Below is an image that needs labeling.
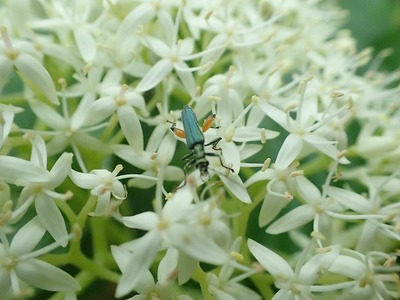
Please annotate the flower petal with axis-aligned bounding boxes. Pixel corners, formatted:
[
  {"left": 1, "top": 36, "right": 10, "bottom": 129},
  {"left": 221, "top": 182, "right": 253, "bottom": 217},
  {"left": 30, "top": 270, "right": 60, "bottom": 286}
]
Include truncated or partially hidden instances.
[
  {"left": 266, "top": 204, "right": 315, "bottom": 234},
  {"left": 299, "top": 245, "right": 340, "bottom": 284},
  {"left": 15, "top": 54, "right": 58, "bottom": 104},
  {"left": 16, "top": 259, "right": 79, "bottom": 291},
  {"left": 117, "top": 105, "right": 144, "bottom": 152},
  {"left": 219, "top": 172, "right": 251, "bottom": 204},
  {"left": 35, "top": 194, "right": 69, "bottom": 247},
  {"left": 325, "top": 186, "right": 371, "bottom": 213},
  {"left": 10, "top": 216, "right": 46, "bottom": 255},
  {"left": 0, "top": 156, "right": 48, "bottom": 184},
  {"left": 73, "top": 27, "right": 96, "bottom": 62},
  {"left": 122, "top": 212, "right": 158, "bottom": 231},
  {"left": 29, "top": 100, "right": 67, "bottom": 130},
  {"left": 135, "top": 59, "right": 173, "bottom": 92},
  {"left": 248, "top": 239, "right": 294, "bottom": 279},
  {"left": 115, "top": 230, "right": 161, "bottom": 297},
  {"left": 275, "top": 133, "right": 303, "bottom": 169},
  {"left": 166, "top": 224, "right": 228, "bottom": 265}
]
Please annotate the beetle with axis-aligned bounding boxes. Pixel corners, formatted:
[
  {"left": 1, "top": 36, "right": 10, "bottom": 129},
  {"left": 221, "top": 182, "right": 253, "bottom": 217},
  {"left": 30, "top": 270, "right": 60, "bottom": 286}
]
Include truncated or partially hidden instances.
[{"left": 170, "top": 105, "right": 234, "bottom": 181}]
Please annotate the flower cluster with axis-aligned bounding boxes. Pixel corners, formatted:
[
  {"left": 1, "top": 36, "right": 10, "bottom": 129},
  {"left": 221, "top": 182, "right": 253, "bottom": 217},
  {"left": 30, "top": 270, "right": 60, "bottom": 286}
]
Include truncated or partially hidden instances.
[{"left": 0, "top": 0, "right": 399, "bottom": 299}]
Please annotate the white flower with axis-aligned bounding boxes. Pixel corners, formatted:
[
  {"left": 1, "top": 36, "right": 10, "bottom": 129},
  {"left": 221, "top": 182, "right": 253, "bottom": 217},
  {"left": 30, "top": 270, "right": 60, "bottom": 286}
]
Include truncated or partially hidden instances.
[
  {"left": 245, "top": 158, "right": 301, "bottom": 227},
  {"left": 112, "top": 246, "right": 195, "bottom": 300},
  {"left": 135, "top": 8, "right": 201, "bottom": 96},
  {"left": 28, "top": 97, "right": 106, "bottom": 163},
  {"left": 0, "top": 27, "right": 58, "bottom": 104},
  {"left": 259, "top": 77, "right": 350, "bottom": 166},
  {"left": 326, "top": 184, "right": 400, "bottom": 250},
  {"left": 83, "top": 84, "right": 148, "bottom": 152},
  {"left": 70, "top": 165, "right": 126, "bottom": 216},
  {"left": 328, "top": 250, "right": 400, "bottom": 299},
  {"left": 113, "top": 189, "right": 230, "bottom": 297},
  {"left": 0, "top": 136, "right": 72, "bottom": 246},
  {"left": 248, "top": 239, "right": 341, "bottom": 299},
  {"left": 0, "top": 216, "right": 79, "bottom": 297},
  {"left": 113, "top": 123, "right": 183, "bottom": 189},
  {"left": 29, "top": 0, "right": 108, "bottom": 63},
  {"left": 207, "top": 237, "right": 261, "bottom": 300}
]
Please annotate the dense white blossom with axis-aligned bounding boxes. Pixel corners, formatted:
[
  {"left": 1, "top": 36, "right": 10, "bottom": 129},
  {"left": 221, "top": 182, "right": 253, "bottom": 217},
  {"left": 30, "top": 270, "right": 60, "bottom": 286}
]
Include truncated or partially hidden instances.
[{"left": 0, "top": 0, "right": 399, "bottom": 298}]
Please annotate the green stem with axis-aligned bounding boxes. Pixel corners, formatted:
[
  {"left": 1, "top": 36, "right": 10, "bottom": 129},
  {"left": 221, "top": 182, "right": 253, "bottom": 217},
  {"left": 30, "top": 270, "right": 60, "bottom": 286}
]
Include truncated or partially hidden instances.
[{"left": 192, "top": 264, "right": 213, "bottom": 300}]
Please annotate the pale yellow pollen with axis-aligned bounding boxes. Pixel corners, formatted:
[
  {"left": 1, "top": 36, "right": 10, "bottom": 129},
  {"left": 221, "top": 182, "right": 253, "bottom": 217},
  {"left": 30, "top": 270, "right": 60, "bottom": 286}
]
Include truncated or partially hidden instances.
[
  {"left": 230, "top": 251, "right": 244, "bottom": 263},
  {"left": 316, "top": 246, "right": 332, "bottom": 253},
  {"left": 261, "top": 158, "right": 271, "bottom": 171},
  {"left": 284, "top": 192, "right": 293, "bottom": 201},
  {"left": 224, "top": 125, "right": 235, "bottom": 142},
  {"left": 383, "top": 256, "right": 397, "bottom": 268},
  {"left": 208, "top": 95, "right": 221, "bottom": 102},
  {"left": 199, "top": 213, "right": 211, "bottom": 226},
  {"left": 157, "top": 219, "right": 170, "bottom": 230},
  {"left": 311, "top": 230, "right": 326, "bottom": 241},
  {"left": 261, "top": 128, "right": 267, "bottom": 144},
  {"left": 150, "top": 153, "right": 158, "bottom": 160}
]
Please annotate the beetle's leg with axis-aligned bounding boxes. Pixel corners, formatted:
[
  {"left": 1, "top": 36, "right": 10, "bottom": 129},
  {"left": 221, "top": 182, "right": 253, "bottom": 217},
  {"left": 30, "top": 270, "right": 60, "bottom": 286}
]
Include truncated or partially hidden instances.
[
  {"left": 176, "top": 158, "right": 196, "bottom": 190},
  {"left": 206, "top": 152, "right": 234, "bottom": 173},
  {"left": 181, "top": 151, "right": 195, "bottom": 161},
  {"left": 202, "top": 113, "right": 218, "bottom": 132},
  {"left": 205, "top": 137, "right": 223, "bottom": 151}
]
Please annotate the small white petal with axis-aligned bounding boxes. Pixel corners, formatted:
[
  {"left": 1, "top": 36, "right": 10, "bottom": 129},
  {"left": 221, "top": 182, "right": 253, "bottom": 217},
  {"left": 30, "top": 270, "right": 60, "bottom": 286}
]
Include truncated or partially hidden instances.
[
  {"left": 248, "top": 239, "right": 294, "bottom": 279},
  {"left": 328, "top": 255, "right": 365, "bottom": 279},
  {"left": 142, "top": 35, "right": 171, "bottom": 57},
  {"left": 166, "top": 224, "right": 228, "bottom": 265},
  {"left": 177, "top": 251, "right": 198, "bottom": 285},
  {"left": 117, "top": 106, "right": 144, "bottom": 152},
  {"left": 259, "top": 102, "right": 290, "bottom": 131},
  {"left": 29, "top": 100, "right": 67, "bottom": 130},
  {"left": 73, "top": 132, "right": 107, "bottom": 152},
  {"left": 14, "top": 54, "right": 58, "bottom": 104},
  {"left": 0, "top": 156, "right": 48, "bottom": 183},
  {"left": 303, "top": 133, "right": 349, "bottom": 164},
  {"left": 266, "top": 205, "right": 315, "bottom": 234},
  {"left": 258, "top": 186, "right": 288, "bottom": 227},
  {"left": 90, "top": 192, "right": 111, "bottom": 216},
  {"left": 35, "top": 194, "right": 69, "bottom": 247},
  {"left": 30, "top": 135, "right": 47, "bottom": 169},
  {"left": 325, "top": 186, "right": 371, "bottom": 213},
  {"left": 10, "top": 216, "right": 46, "bottom": 255},
  {"left": 69, "top": 170, "right": 101, "bottom": 189},
  {"left": 158, "top": 247, "right": 179, "bottom": 286},
  {"left": 175, "top": 61, "right": 196, "bottom": 96},
  {"left": 294, "top": 176, "right": 321, "bottom": 205},
  {"left": 84, "top": 97, "right": 115, "bottom": 126},
  {"left": 219, "top": 173, "right": 251, "bottom": 203},
  {"left": 113, "top": 144, "right": 152, "bottom": 170},
  {"left": 234, "top": 127, "right": 279, "bottom": 142},
  {"left": 275, "top": 134, "right": 303, "bottom": 169},
  {"left": 117, "top": 3, "right": 155, "bottom": 39},
  {"left": 115, "top": 231, "right": 161, "bottom": 297},
  {"left": 136, "top": 59, "right": 173, "bottom": 92},
  {"left": 16, "top": 259, "right": 79, "bottom": 291},
  {"left": 47, "top": 152, "right": 73, "bottom": 188},
  {"left": 299, "top": 245, "right": 340, "bottom": 285},
  {"left": 122, "top": 212, "right": 158, "bottom": 230},
  {"left": 73, "top": 27, "right": 96, "bottom": 62}
]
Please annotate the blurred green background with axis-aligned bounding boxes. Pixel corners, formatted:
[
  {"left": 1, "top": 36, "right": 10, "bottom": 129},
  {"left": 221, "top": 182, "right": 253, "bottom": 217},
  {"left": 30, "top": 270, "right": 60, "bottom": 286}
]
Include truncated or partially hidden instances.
[{"left": 338, "top": 0, "right": 400, "bottom": 71}]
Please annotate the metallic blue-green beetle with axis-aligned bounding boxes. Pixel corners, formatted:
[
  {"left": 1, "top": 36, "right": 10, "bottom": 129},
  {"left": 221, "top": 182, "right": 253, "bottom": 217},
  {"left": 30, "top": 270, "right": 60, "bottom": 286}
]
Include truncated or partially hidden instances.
[{"left": 170, "top": 105, "right": 233, "bottom": 180}]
